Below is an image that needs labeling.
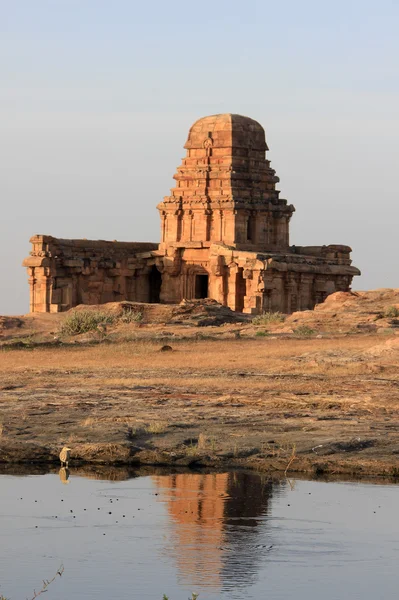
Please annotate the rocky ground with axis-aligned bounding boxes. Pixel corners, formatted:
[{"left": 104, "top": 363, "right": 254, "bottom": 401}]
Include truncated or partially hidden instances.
[{"left": 1, "top": 290, "right": 399, "bottom": 479}]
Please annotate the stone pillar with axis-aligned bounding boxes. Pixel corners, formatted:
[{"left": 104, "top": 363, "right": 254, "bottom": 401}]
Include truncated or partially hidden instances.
[
  {"left": 255, "top": 211, "right": 267, "bottom": 246},
  {"left": 242, "top": 268, "right": 260, "bottom": 314},
  {"left": 226, "top": 263, "right": 238, "bottom": 310},
  {"left": 209, "top": 255, "right": 225, "bottom": 304},
  {"left": 270, "top": 274, "right": 284, "bottom": 312},
  {"left": 28, "top": 268, "right": 36, "bottom": 313},
  {"left": 191, "top": 209, "right": 205, "bottom": 242},
  {"left": 205, "top": 209, "right": 212, "bottom": 242},
  {"left": 223, "top": 210, "right": 235, "bottom": 245},
  {"left": 181, "top": 210, "right": 194, "bottom": 242},
  {"left": 164, "top": 210, "right": 181, "bottom": 244},
  {"left": 161, "top": 211, "right": 167, "bottom": 243},
  {"left": 298, "top": 274, "right": 314, "bottom": 310},
  {"left": 213, "top": 210, "right": 223, "bottom": 243},
  {"left": 284, "top": 273, "right": 299, "bottom": 313},
  {"left": 31, "top": 267, "right": 53, "bottom": 313},
  {"left": 273, "top": 216, "right": 285, "bottom": 247},
  {"left": 263, "top": 289, "right": 272, "bottom": 312}
]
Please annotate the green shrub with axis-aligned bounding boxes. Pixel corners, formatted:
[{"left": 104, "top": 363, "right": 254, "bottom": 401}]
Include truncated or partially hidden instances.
[
  {"left": 384, "top": 306, "right": 399, "bottom": 318},
  {"left": 60, "top": 310, "right": 115, "bottom": 335},
  {"left": 252, "top": 312, "right": 285, "bottom": 326},
  {"left": 255, "top": 330, "right": 269, "bottom": 337},
  {"left": 294, "top": 325, "right": 315, "bottom": 336}
]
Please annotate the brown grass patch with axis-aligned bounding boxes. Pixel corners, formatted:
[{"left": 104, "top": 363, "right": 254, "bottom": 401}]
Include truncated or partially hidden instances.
[
  {"left": 1, "top": 333, "right": 399, "bottom": 474},
  {"left": 146, "top": 421, "right": 168, "bottom": 434},
  {"left": 0, "top": 336, "right": 384, "bottom": 373}
]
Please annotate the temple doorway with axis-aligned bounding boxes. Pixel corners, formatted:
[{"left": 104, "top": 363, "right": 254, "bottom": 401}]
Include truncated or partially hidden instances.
[
  {"left": 195, "top": 274, "right": 209, "bottom": 299},
  {"left": 235, "top": 268, "right": 246, "bottom": 312},
  {"left": 149, "top": 265, "right": 162, "bottom": 303}
]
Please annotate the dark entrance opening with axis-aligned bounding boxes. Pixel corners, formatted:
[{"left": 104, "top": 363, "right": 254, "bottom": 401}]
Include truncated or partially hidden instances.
[
  {"left": 235, "top": 268, "right": 246, "bottom": 312},
  {"left": 195, "top": 274, "right": 209, "bottom": 299},
  {"left": 149, "top": 265, "right": 162, "bottom": 303}
]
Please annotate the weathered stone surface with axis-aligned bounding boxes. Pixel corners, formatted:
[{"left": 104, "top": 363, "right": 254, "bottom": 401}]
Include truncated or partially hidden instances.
[
  {"left": 22, "top": 236, "right": 159, "bottom": 313},
  {"left": 23, "top": 113, "right": 360, "bottom": 314}
]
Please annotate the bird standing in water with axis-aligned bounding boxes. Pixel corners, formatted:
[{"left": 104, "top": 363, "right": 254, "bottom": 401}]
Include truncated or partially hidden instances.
[{"left": 59, "top": 446, "right": 71, "bottom": 467}]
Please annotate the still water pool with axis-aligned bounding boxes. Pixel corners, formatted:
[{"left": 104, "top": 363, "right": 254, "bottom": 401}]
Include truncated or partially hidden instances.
[{"left": 1, "top": 469, "right": 398, "bottom": 600}]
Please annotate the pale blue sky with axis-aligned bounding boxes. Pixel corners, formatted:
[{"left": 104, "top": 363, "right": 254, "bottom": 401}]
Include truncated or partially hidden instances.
[{"left": 1, "top": 0, "right": 398, "bottom": 314}]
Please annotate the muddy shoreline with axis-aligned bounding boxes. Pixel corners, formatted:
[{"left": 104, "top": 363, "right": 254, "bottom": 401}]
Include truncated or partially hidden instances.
[{"left": 1, "top": 441, "right": 399, "bottom": 481}]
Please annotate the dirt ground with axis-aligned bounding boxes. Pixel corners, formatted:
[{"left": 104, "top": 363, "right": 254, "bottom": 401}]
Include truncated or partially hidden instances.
[{"left": 1, "top": 314, "right": 399, "bottom": 478}]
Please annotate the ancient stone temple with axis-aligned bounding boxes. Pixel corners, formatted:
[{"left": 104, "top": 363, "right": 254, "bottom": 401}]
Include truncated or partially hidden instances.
[{"left": 23, "top": 113, "right": 360, "bottom": 314}]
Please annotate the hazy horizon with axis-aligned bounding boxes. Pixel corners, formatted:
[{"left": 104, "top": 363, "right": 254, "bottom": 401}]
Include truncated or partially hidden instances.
[{"left": 1, "top": 0, "right": 398, "bottom": 315}]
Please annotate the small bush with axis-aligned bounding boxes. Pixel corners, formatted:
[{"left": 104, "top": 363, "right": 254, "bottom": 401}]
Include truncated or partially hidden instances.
[
  {"left": 146, "top": 421, "right": 168, "bottom": 434},
  {"left": 184, "top": 441, "right": 199, "bottom": 456},
  {"left": 384, "top": 306, "right": 399, "bottom": 318},
  {"left": 255, "top": 330, "right": 269, "bottom": 337},
  {"left": 252, "top": 312, "right": 285, "bottom": 326},
  {"left": 294, "top": 325, "right": 315, "bottom": 336},
  {"left": 60, "top": 310, "right": 115, "bottom": 335},
  {"left": 120, "top": 309, "right": 143, "bottom": 323}
]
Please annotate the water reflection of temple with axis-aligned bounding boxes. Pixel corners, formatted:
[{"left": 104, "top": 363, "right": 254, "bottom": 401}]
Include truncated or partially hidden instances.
[{"left": 152, "top": 472, "right": 276, "bottom": 592}]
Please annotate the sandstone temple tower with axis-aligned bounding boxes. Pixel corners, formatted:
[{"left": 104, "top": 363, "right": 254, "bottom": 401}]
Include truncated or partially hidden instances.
[{"left": 23, "top": 113, "right": 360, "bottom": 314}]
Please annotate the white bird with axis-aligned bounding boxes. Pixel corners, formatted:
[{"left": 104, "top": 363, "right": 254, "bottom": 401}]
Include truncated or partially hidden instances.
[{"left": 59, "top": 446, "right": 72, "bottom": 467}]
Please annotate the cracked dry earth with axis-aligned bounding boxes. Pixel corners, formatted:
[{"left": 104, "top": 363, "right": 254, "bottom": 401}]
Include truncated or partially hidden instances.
[{"left": 1, "top": 335, "right": 399, "bottom": 478}]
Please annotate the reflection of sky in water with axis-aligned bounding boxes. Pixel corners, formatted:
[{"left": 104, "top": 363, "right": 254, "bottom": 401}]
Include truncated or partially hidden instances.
[{"left": 1, "top": 471, "right": 399, "bottom": 600}]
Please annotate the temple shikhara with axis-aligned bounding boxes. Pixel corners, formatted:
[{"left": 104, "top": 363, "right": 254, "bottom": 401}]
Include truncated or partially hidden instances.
[{"left": 23, "top": 113, "right": 360, "bottom": 314}]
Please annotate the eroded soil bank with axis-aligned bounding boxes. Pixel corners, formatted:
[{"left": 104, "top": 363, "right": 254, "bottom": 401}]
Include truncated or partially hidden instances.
[{"left": 1, "top": 330, "right": 399, "bottom": 479}]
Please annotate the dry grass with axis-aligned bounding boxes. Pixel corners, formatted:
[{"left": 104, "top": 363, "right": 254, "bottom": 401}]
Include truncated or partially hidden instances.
[
  {"left": 74, "top": 443, "right": 130, "bottom": 461},
  {"left": 0, "top": 336, "right": 382, "bottom": 372},
  {"left": 384, "top": 306, "right": 399, "bottom": 318},
  {"left": 146, "top": 421, "right": 168, "bottom": 434},
  {"left": 294, "top": 325, "right": 315, "bottom": 336},
  {"left": 1, "top": 333, "right": 399, "bottom": 475},
  {"left": 252, "top": 311, "right": 286, "bottom": 326},
  {"left": 82, "top": 417, "right": 97, "bottom": 428},
  {"left": 119, "top": 309, "right": 143, "bottom": 323}
]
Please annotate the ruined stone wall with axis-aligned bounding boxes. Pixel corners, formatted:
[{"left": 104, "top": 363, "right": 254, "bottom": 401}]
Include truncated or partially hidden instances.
[
  {"left": 154, "top": 243, "right": 359, "bottom": 315},
  {"left": 23, "top": 235, "right": 159, "bottom": 312},
  {"left": 23, "top": 237, "right": 360, "bottom": 315}
]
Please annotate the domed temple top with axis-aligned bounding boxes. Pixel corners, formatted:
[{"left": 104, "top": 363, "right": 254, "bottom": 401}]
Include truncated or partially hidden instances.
[
  {"left": 157, "top": 113, "right": 295, "bottom": 251},
  {"left": 184, "top": 113, "right": 268, "bottom": 152}
]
